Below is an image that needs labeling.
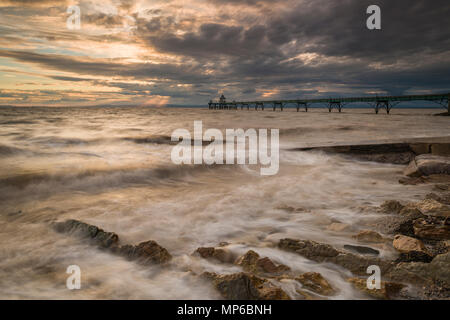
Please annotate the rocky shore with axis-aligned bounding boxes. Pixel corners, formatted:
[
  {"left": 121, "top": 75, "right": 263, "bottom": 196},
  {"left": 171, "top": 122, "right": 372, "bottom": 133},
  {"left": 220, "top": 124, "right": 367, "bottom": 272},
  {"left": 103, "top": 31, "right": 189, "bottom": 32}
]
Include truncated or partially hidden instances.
[{"left": 51, "top": 140, "right": 450, "bottom": 300}]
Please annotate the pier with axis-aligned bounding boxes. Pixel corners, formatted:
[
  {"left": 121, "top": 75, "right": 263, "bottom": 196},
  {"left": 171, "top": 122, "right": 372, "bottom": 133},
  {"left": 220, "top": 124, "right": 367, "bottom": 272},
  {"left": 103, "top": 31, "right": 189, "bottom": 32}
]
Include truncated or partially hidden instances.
[{"left": 208, "top": 93, "right": 450, "bottom": 114}]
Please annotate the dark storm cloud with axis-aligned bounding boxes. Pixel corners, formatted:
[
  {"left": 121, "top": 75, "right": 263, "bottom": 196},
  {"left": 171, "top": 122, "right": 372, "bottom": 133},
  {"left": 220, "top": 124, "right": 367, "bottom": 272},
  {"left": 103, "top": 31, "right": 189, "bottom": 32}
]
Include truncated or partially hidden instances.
[{"left": 1, "top": 0, "right": 449, "bottom": 105}]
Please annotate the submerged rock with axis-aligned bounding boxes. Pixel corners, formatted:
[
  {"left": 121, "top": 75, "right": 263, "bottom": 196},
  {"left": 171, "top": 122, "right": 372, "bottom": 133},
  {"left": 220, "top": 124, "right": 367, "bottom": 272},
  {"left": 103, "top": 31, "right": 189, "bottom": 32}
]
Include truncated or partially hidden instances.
[
  {"left": 343, "top": 245, "right": 380, "bottom": 256},
  {"left": 53, "top": 219, "right": 119, "bottom": 249},
  {"left": 380, "top": 200, "right": 404, "bottom": 214},
  {"left": 202, "top": 272, "right": 290, "bottom": 300},
  {"left": 352, "top": 230, "right": 384, "bottom": 243},
  {"left": 295, "top": 272, "right": 335, "bottom": 296},
  {"left": 194, "top": 247, "right": 235, "bottom": 264},
  {"left": 347, "top": 278, "right": 405, "bottom": 300},
  {"left": 327, "top": 223, "right": 352, "bottom": 232}
]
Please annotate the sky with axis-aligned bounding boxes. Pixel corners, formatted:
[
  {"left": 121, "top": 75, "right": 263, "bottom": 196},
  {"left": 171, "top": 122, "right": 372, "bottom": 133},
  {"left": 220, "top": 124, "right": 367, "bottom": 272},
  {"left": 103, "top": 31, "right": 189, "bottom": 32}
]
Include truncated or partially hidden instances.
[{"left": 0, "top": 0, "right": 449, "bottom": 107}]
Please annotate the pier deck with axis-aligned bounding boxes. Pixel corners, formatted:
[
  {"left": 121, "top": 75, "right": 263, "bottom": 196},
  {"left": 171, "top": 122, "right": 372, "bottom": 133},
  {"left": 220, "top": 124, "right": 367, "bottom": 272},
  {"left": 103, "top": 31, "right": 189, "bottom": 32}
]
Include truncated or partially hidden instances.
[{"left": 208, "top": 93, "right": 450, "bottom": 114}]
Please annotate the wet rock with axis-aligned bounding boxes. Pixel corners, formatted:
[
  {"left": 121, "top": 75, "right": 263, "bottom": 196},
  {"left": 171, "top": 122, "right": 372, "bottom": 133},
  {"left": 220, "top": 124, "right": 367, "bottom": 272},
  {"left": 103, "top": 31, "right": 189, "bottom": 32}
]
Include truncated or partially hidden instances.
[
  {"left": 53, "top": 219, "right": 171, "bottom": 265},
  {"left": 374, "top": 215, "right": 418, "bottom": 237},
  {"left": 202, "top": 272, "right": 290, "bottom": 300},
  {"left": 295, "top": 272, "right": 335, "bottom": 296},
  {"left": 413, "top": 217, "right": 450, "bottom": 240},
  {"left": 235, "top": 250, "right": 290, "bottom": 275},
  {"left": 327, "top": 223, "right": 351, "bottom": 232},
  {"left": 278, "top": 238, "right": 393, "bottom": 276},
  {"left": 387, "top": 252, "right": 450, "bottom": 287},
  {"left": 395, "top": 251, "right": 433, "bottom": 263},
  {"left": 431, "top": 144, "right": 450, "bottom": 156},
  {"left": 426, "top": 192, "right": 450, "bottom": 205},
  {"left": 343, "top": 245, "right": 380, "bottom": 256},
  {"left": 397, "top": 203, "right": 421, "bottom": 216},
  {"left": 380, "top": 200, "right": 404, "bottom": 214},
  {"left": 276, "top": 205, "right": 306, "bottom": 213},
  {"left": 393, "top": 235, "right": 429, "bottom": 255},
  {"left": 413, "top": 199, "right": 450, "bottom": 217},
  {"left": 400, "top": 175, "right": 450, "bottom": 186},
  {"left": 194, "top": 247, "right": 235, "bottom": 263},
  {"left": 278, "top": 239, "right": 339, "bottom": 261},
  {"left": 404, "top": 154, "right": 450, "bottom": 177},
  {"left": 347, "top": 278, "right": 405, "bottom": 300},
  {"left": 53, "top": 219, "right": 119, "bottom": 249},
  {"left": 352, "top": 230, "right": 384, "bottom": 243},
  {"left": 119, "top": 240, "right": 172, "bottom": 265}
]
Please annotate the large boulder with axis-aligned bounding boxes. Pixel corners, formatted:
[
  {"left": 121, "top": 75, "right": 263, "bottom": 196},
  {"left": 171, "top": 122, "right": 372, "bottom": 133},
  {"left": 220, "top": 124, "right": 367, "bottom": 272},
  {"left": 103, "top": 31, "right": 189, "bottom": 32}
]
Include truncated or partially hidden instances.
[
  {"left": 53, "top": 219, "right": 119, "bottom": 249},
  {"left": 393, "top": 235, "right": 429, "bottom": 255},
  {"left": 202, "top": 272, "right": 290, "bottom": 300},
  {"left": 295, "top": 272, "right": 335, "bottom": 296},
  {"left": 119, "top": 241, "right": 172, "bottom": 265},
  {"left": 404, "top": 154, "right": 450, "bottom": 177}
]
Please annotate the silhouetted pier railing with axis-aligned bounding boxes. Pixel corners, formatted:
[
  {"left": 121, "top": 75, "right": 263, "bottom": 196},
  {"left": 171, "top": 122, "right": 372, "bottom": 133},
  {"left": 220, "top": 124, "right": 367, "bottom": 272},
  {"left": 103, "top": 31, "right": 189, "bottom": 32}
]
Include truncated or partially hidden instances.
[{"left": 208, "top": 93, "right": 450, "bottom": 114}]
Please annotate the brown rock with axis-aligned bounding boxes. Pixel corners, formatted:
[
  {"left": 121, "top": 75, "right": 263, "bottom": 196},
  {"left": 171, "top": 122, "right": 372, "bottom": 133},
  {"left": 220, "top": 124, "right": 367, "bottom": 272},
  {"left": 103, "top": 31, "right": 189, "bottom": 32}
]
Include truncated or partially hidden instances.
[
  {"left": 352, "top": 230, "right": 384, "bottom": 243},
  {"left": 404, "top": 154, "right": 450, "bottom": 177},
  {"left": 327, "top": 223, "right": 351, "bottom": 232},
  {"left": 278, "top": 238, "right": 393, "bottom": 276},
  {"left": 53, "top": 219, "right": 119, "bottom": 249},
  {"left": 119, "top": 240, "right": 172, "bottom": 265},
  {"left": 202, "top": 272, "right": 290, "bottom": 300},
  {"left": 347, "top": 278, "right": 405, "bottom": 300},
  {"left": 387, "top": 252, "right": 450, "bottom": 287},
  {"left": 235, "top": 250, "right": 290, "bottom": 275},
  {"left": 413, "top": 217, "right": 450, "bottom": 240},
  {"left": 393, "top": 235, "right": 429, "bottom": 255},
  {"left": 431, "top": 143, "right": 450, "bottom": 156},
  {"left": 413, "top": 199, "right": 450, "bottom": 217},
  {"left": 295, "top": 272, "right": 335, "bottom": 296},
  {"left": 380, "top": 200, "right": 404, "bottom": 214},
  {"left": 426, "top": 192, "right": 450, "bottom": 205},
  {"left": 194, "top": 247, "right": 235, "bottom": 263}
]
